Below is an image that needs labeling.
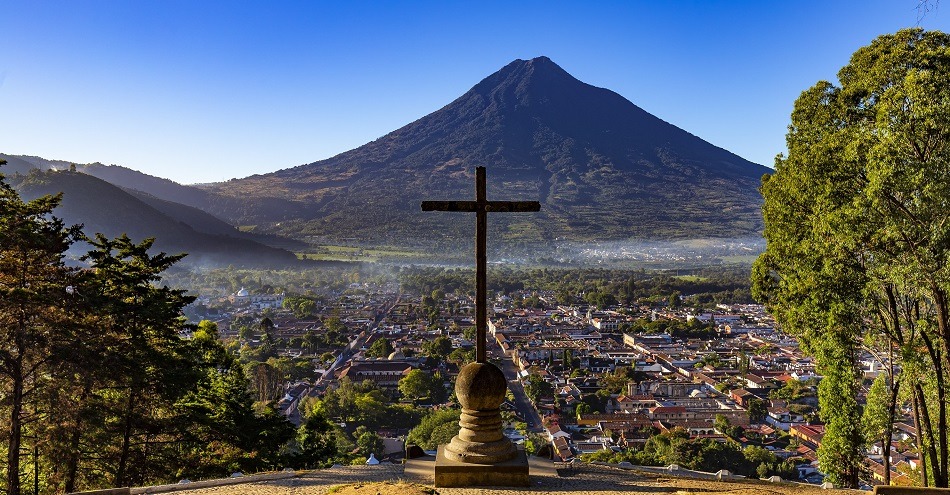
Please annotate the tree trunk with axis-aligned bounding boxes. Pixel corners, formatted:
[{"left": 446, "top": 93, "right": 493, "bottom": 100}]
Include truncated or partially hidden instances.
[
  {"left": 934, "top": 360, "right": 948, "bottom": 487},
  {"left": 932, "top": 288, "right": 950, "bottom": 486},
  {"left": 63, "top": 382, "right": 92, "bottom": 494},
  {"left": 7, "top": 370, "right": 24, "bottom": 495},
  {"left": 921, "top": 327, "right": 948, "bottom": 487},
  {"left": 115, "top": 388, "right": 138, "bottom": 487},
  {"left": 913, "top": 392, "right": 930, "bottom": 487},
  {"left": 915, "top": 383, "right": 940, "bottom": 486},
  {"left": 883, "top": 376, "right": 900, "bottom": 485}
]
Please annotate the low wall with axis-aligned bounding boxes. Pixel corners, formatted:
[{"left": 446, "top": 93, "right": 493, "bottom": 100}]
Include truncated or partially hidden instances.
[
  {"left": 587, "top": 461, "right": 746, "bottom": 481},
  {"left": 131, "top": 472, "right": 297, "bottom": 494},
  {"left": 69, "top": 489, "right": 130, "bottom": 495}
]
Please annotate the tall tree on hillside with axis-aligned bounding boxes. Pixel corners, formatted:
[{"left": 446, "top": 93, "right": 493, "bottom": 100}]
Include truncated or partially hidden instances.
[
  {"left": 753, "top": 29, "right": 950, "bottom": 487},
  {"left": 0, "top": 160, "right": 82, "bottom": 495},
  {"left": 81, "top": 234, "right": 196, "bottom": 487}
]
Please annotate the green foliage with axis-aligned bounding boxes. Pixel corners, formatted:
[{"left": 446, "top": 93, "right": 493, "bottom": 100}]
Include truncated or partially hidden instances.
[
  {"left": 407, "top": 409, "right": 461, "bottom": 450},
  {"left": 714, "top": 414, "right": 743, "bottom": 440},
  {"left": 769, "top": 378, "right": 817, "bottom": 402},
  {"left": 523, "top": 433, "right": 549, "bottom": 456},
  {"left": 747, "top": 398, "right": 767, "bottom": 424},
  {"left": 0, "top": 169, "right": 305, "bottom": 493},
  {"left": 595, "top": 428, "right": 763, "bottom": 476},
  {"left": 0, "top": 164, "right": 82, "bottom": 495},
  {"left": 398, "top": 370, "right": 448, "bottom": 404},
  {"left": 365, "top": 338, "right": 394, "bottom": 358},
  {"left": 448, "top": 347, "right": 474, "bottom": 365},
  {"left": 283, "top": 295, "right": 317, "bottom": 318},
  {"left": 749, "top": 28, "right": 950, "bottom": 488},
  {"left": 356, "top": 430, "right": 385, "bottom": 458},
  {"left": 584, "top": 290, "right": 617, "bottom": 309},
  {"left": 598, "top": 366, "right": 645, "bottom": 395},
  {"left": 524, "top": 374, "right": 554, "bottom": 405},
  {"left": 311, "top": 378, "right": 419, "bottom": 432},
  {"left": 422, "top": 335, "right": 453, "bottom": 360},
  {"left": 862, "top": 373, "right": 890, "bottom": 448},
  {"left": 291, "top": 410, "right": 338, "bottom": 469},
  {"left": 323, "top": 316, "right": 346, "bottom": 334}
]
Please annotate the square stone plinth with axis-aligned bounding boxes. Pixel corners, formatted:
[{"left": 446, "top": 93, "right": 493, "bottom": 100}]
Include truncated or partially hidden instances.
[{"left": 433, "top": 445, "right": 530, "bottom": 487}]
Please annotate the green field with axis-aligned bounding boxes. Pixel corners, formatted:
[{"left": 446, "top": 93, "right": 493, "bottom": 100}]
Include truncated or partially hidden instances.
[
  {"left": 297, "top": 245, "right": 428, "bottom": 262},
  {"left": 671, "top": 274, "right": 709, "bottom": 282}
]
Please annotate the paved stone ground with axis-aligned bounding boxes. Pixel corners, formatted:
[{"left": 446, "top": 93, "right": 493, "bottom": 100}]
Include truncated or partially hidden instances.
[{"left": 148, "top": 462, "right": 859, "bottom": 495}]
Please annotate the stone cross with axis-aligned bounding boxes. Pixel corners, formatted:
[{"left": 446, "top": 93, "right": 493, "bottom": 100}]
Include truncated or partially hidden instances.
[{"left": 421, "top": 166, "right": 540, "bottom": 363}]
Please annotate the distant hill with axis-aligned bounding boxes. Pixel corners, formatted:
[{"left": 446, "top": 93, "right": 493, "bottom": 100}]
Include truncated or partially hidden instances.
[
  {"left": 1, "top": 154, "right": 75, "bottom": 173},
  {"left": 204, "top": 56, "right": 770, "bottom": 247},
  {"left": 9, "top": 170, "right": 300, "bottom": 267},
  {"left": 76, "top": 162, "right": 309, "bottom": 225},
  {"left": 0, "top": 154, "right": 49, "bottom": 175},
  {"left": 1, "top": 156, "right": 307, "bottom": 251},
  {"left": 125, "top": 190, "right": 307, "bottom": 251}
]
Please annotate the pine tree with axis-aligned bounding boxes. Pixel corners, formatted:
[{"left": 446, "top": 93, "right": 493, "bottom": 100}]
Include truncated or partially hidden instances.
[
  {"left": 0, "top": 160, "right": 82, "bottom": 495},
  {"left": 81, "top": 234, "right": 196, "bottom": 486}
]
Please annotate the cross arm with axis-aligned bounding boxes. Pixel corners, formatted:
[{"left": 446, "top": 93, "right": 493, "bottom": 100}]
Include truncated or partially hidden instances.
[
  {"left": 485, "top": 201, "right": 541, "bottom": 212},
  {"left": 421, "top": 201, "right": 478, "bottom": 212},
  {"left": 421, "top": 201, "right": 541, "bottom": 212}
]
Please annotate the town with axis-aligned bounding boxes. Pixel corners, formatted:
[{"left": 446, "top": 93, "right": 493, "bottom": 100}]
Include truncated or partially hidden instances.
[{"left": 180, "top": 268, "right": 912, "bottom": 489}]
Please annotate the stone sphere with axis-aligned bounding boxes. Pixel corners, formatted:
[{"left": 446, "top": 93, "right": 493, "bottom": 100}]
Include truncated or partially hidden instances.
[{"left": 454, "top": 362, "right": 508, "bottom": 411}]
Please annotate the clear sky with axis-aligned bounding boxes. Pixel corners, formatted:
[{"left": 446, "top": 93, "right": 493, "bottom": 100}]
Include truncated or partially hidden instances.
[{"left": 2, "top": 1, "right": 948, "bottom": 184}]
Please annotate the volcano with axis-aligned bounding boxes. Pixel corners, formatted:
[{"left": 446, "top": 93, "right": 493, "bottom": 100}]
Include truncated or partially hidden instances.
[{"left": 204, "top": 56, "right": 769, "bottom": 247}]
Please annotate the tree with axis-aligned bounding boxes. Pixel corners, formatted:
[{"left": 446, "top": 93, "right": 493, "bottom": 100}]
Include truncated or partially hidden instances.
[
  {"left": 524, "top": 374, "right": 553, "bottom": 405},
  {"left": 324, "top": 316, "right": 345, "bottom": 334},
  {"left": 356, "top": 430, "right": 385, "bottom": 458},
  {"left": 81, "top": 234, "right": 197, "bottom": 486},
  {"left": 238, "top": 324, "right": 255, "bottom": 342},
  {"left": 0, "top": 162, "right": 82, "bottom": 495},
  {"left": 422, "top": 335, "right": 453, "bottom": 360},
  {"left": 365, "top": 338, "right": 394, "bottom": 358},
  {"left": 668, "top": 291, "right": 680, "bottom": 309},
  {"left": 398, "top": 369, "right": 446, "bottom": 403},
  {"left": 407, "top": 409, "right": 461, "bottom": 450},
  {"left": 752, "top": 29, "right": 950, "bottom": 487},
  {"left": 283, "top": 296, "right": 316, "bottom": 318},
  {"left": 178, "top": 323, "right": 294, "bottom": 478},
  {"left": 293, "top": 410, "right": 338, "bottom": 468},
  {"left": 747, "top": 398, "right": 767, "bottom": 424},
  {"left": 246, "top": 361, "right": 283, "bottom": 405},
  {"left": 448, "top": 347, "right": 474, "bottom": 365},
  {"left": 864, "top": 372, "right": 898, "bottom": 485},
  {"left": 575, "top": 403, "right": 592, "bottom": 420}
]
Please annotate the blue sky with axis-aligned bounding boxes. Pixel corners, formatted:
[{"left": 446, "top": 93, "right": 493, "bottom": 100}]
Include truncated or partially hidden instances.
[{"left": 2, "top": 1, "right": 948, "bottom": 184}]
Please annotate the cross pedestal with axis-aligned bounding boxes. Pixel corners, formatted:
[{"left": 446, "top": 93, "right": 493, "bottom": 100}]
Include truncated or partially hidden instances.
[
  {"left": 433, "top": 363, "right": 529, "bottom": 487},
  {"left": 422, "top": 167, "right": 538, "bottom": 487}
]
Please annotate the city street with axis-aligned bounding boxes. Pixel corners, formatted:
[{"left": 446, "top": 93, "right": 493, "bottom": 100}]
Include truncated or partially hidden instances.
[{"left": 489, "top": 337, "right": 544, "bottom": 433}]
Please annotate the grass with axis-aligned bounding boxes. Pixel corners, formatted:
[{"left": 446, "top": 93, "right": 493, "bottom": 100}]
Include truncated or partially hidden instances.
[
  {"left": 720, "top": 254, "right": 760, "bottom": 264},
  {"left": 671, "top": 275, "right": 709, "bottom": 282},
  {"left": 297, "top": 245, "right": 429, "bottom": 262}
]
